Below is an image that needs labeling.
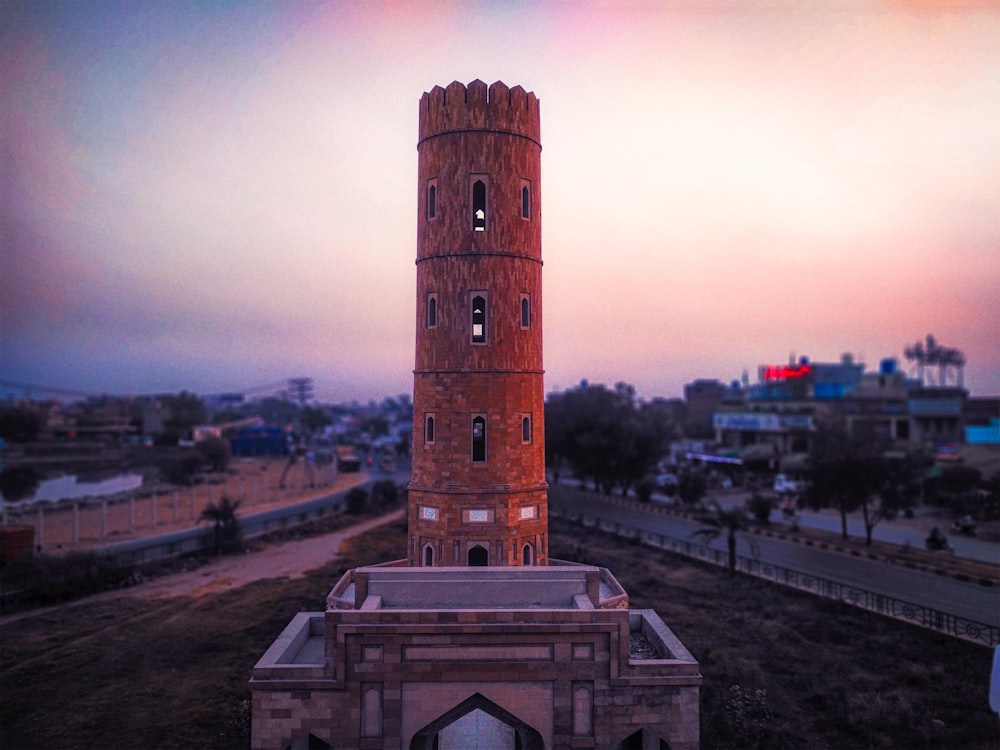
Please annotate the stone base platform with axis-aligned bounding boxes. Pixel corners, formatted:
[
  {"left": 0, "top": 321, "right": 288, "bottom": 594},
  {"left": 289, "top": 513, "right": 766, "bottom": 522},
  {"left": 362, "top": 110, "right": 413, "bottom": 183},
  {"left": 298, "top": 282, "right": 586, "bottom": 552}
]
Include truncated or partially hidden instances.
[{"left": 250, "top": 564, "right": 701, "bottom": 750}]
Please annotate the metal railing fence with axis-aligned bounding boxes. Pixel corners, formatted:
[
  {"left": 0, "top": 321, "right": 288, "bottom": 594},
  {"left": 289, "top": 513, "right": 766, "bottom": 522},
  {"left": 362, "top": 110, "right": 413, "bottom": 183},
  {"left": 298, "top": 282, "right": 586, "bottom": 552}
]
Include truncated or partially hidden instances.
[{"left": 552, "top": 508, "right": 999, "bottom": 648}]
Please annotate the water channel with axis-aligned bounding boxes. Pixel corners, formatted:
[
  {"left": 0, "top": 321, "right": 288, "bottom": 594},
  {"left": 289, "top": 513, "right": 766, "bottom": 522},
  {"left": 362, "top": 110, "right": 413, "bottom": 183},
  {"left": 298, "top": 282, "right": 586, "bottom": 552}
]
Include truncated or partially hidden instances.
[{"left": 0, "top": 472, "right": 143, "bottom": 505}]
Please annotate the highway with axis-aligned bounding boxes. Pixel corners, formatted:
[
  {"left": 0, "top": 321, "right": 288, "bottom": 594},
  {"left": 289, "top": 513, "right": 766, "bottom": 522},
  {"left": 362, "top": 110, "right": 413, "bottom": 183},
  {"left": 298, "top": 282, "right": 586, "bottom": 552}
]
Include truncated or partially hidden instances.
[{"left": 548, "top": 487, "right": 1000, "bottom": 629}]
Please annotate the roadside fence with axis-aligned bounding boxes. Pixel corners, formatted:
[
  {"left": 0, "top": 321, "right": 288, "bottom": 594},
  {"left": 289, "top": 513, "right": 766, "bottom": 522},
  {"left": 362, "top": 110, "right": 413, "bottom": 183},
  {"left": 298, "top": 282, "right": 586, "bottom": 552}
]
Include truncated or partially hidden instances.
[{"left": 551, "top": 507, "right": 1000, "bottom": 648}]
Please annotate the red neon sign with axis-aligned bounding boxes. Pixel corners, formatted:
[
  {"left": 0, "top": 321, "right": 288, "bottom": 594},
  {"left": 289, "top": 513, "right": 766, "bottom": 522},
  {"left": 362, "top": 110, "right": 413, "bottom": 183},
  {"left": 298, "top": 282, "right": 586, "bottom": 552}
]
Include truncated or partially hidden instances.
[{"left": 760, "top": 364, "right": 812, "bottom": 381}]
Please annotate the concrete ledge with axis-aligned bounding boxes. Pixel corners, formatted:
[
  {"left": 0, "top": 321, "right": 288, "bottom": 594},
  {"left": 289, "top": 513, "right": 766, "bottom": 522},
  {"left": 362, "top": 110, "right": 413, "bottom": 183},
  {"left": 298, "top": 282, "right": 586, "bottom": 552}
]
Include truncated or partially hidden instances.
[
  {"left": 252, "top": 612, "right": 327, "bottom": 680},
  {"left": 327, "top": 565, "right": 632, "bottom": 610}
]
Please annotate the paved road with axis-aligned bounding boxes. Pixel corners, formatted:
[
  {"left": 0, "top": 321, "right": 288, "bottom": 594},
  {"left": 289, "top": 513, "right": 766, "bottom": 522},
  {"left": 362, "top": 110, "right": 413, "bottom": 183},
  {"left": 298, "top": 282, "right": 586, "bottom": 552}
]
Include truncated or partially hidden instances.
[
  {"left": 707, "top": 489, "right": 999, "bottom": 564},
  {"left": 550, "top": 490, "right": 1000, "bottom": 628}
]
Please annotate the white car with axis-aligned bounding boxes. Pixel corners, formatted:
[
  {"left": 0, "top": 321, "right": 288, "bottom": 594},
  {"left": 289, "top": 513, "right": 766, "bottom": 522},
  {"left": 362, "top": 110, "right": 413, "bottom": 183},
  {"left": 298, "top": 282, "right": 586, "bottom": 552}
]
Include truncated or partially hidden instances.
[{"left": 773, "top": 474, "right": 799, "bottom": 494}]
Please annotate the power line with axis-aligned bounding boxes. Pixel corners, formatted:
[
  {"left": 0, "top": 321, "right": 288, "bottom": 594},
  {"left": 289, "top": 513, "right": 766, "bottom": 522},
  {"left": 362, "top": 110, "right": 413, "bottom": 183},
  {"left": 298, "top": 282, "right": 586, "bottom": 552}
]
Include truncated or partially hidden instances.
[{"left": 0, "top": 378, "right": 300, "bottom": 401}]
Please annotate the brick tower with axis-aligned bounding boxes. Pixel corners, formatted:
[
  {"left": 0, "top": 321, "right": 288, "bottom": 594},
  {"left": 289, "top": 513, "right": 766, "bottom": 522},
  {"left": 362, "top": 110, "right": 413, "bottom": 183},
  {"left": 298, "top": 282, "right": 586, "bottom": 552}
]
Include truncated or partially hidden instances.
[
  {"left": 250, "top": 81, "right": 702, "bottom": 750},
  {"left": 408, "top": 79, "right": 548, "bottom": 567}
]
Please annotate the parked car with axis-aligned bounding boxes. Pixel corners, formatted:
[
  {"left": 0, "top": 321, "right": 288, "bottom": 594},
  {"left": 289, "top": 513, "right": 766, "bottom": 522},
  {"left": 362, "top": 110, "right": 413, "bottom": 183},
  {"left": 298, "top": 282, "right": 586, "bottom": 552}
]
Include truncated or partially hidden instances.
[
  {"left": 656, "top": 473, "right": 679, "bottom": 489},
  {"left": 773, "top": 474, "right": 799, "bottom": 495}
]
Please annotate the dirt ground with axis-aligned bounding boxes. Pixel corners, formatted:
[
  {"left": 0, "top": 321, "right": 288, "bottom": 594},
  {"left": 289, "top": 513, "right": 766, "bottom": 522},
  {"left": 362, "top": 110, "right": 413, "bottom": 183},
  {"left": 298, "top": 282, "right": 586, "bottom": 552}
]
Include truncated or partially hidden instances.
[{"left": 0, "top": 508, "right": 405, "bottom": 627}]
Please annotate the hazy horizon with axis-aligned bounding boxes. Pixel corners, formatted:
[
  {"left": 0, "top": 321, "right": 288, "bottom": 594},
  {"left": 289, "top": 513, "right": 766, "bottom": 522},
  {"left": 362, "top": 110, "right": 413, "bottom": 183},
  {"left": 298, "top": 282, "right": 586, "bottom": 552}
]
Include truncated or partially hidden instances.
[{"left": 3, "top": 1, "right": 998, "bottom": 403}]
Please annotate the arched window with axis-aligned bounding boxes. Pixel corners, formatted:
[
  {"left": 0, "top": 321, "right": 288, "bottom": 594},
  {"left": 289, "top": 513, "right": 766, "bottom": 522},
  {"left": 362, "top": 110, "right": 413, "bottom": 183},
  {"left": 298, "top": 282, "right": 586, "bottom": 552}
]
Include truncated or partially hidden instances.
[
  {"left": 423, "top": 544, "right": 434, "bottom": 567},
  {"left": 426, "top": 293, "right": 437, "bottom": 328},
  {"left": 468, "top": 544, "right": 489, "bottom": 566},
  {"left": 427, "top": 182, "right": 437, "bottom": 219},
  {"left": 471, "top": 415, "right": 486, "bottom": 462},
  {"left": 471, "top": 294, "right": 487, "bottom": 343},
  {"left": 425, "top": 415, "right": 435, "bottom": 443},
  {"left": 572, "top": 683, "right": 593, "bottom": 737},
  {"left": 522, "top": 415, "right": 532, "bottom": 443},
  {"left": 522, "top": 543, "right": 533, "bottom": 566},
  {"left": 362, "top": 687, "right": 383, "bottom": 738},
  {"left": 472, "top": 179, "right": 486, "bottom": 231},
  {"left": 521, "top": 184, "right": 530, "bottom": 219},
  {"left": 520, "top": 295, "right": 530, "bottom": 329}
]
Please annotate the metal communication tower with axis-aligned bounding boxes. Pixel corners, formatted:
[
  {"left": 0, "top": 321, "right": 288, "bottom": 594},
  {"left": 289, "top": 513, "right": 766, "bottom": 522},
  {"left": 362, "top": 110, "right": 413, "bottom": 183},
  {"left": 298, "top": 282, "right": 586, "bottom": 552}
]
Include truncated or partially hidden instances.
[{"left": 903, "top": 335, "right": 965, "bottom": 387}]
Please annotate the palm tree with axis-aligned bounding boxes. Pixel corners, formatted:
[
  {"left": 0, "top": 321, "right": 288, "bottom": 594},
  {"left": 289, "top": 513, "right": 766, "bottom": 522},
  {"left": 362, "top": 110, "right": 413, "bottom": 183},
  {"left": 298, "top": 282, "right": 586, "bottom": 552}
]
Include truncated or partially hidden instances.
[
  {"left": 691, "top": 500, "right": 758, "bottom": 573},
  {"left": 200, "top": 495, "right": 242, "bottom": 555}
]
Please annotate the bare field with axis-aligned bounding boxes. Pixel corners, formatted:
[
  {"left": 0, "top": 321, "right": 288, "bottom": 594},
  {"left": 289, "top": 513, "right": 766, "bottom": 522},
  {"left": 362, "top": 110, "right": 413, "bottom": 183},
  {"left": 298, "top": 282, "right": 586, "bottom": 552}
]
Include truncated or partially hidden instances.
[{"left": 1, "top": 515, "right": 997, "bottom": 750}]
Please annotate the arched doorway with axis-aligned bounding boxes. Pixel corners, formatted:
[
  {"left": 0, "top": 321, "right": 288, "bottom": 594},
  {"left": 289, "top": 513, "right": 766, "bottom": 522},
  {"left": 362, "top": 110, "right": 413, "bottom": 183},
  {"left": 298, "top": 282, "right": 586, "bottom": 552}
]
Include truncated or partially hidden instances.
[
  {"left": 285, "top": 733, "right": 331, "bottom": 750},
  {"left": 617, "top": 729, "right": 671, "bottom": 749},
  {"left": 410, "top": 693, "right": 544, "bottom": 750},
  {"left": 468, "top": 544, "right": 489, "bottom": 567}
]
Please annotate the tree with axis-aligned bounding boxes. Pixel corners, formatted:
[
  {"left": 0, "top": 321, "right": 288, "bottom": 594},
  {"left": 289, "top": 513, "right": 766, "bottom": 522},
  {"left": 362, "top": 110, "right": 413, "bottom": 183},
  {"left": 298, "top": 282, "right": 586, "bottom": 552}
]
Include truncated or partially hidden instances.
[
  {"left": 0, "top": 466, "right": 40, "bottom": 502},
  {"left": 299, "top": 405, "right": 331, "bottom": 435},
  {"left": 162, "top": 391, "right": 207, "bottom": 443},
  {"left": 544, "top": 381, "right": 668, "bottom": 496},
  {"left": 200, "top": 496, "right": 242, "bottom": 555},
  {"left": 345, "top": 487, "right": 368, "bottom": 515},
  {"left": 212, "top": 408, "right": 247, "bottom": 425},
  {"left": 677, "top": 466, "right": 708, "bottom": 507},
  {"left": 746, "top": 493, "right": 774, "bottom": 525},
  {"left": 806, "top": 419, "right": 919, "bottom": 546},
  {"left": 691, "top": 500, "right": 758, "bottom": 573},
  {"left": 865, "top": 454, "right": 923, "bottom": 542},
  {"left": 163, "top": 451, "right": 203, "bottom": 486},
  {"left": 805, "top": 420, "right": 869, "bottom": 540},
  {"left": 196, "top": 435, "right": 231, "bottom": 473},
  {"left": 0, "top": 406, "right": 42, "bottom": 443},
  {"left": 635, "top": 476, "right": 657, "bottom": 503},
  {"left": 370, "top": 480, "right": 399, "bottom": 511}
]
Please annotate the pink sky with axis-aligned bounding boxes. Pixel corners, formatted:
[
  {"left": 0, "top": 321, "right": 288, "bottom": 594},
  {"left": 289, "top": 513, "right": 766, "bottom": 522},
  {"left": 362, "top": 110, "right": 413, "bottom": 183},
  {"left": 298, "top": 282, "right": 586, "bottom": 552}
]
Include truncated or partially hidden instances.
[{"left": 2, "top": 1, "right": 998, "bottom": 402}]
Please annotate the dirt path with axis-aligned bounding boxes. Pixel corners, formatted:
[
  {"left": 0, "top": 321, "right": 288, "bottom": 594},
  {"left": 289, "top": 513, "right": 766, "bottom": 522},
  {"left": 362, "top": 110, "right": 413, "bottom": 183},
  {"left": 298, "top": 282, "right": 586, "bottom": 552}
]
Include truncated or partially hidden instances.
[{"left": 0, "top": 509, "right": 405, "bottom": 626}]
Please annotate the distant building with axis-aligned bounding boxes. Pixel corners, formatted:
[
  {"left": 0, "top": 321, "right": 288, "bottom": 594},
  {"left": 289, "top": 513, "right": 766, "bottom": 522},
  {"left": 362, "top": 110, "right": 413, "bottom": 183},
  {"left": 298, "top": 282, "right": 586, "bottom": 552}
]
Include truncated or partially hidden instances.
[
  {"left": 683, "top": 379, "right": 727, "bottom": 438},
  {"left": 712, "top": 354, "right": 977, "bottom": 471},
  {"left": 965, "top": 399, "right": 1000, "bottom": 446}
]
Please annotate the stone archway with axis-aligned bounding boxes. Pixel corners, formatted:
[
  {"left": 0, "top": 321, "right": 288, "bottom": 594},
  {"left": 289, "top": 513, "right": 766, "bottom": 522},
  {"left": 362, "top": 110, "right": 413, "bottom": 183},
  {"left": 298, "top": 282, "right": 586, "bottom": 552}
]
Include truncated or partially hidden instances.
[
  {"left": 617, "top": 729, "right": 671, "bottom": 750},
  {"left": 409, "top": 693, "right": 544, "bottom": 750}
]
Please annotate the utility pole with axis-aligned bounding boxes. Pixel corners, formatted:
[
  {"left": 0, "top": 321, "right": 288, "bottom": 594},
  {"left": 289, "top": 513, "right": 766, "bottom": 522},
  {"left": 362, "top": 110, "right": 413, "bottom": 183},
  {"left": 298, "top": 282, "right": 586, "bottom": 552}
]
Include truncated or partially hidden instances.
[{"left": 287, "top": 377, "right": 313, "bottom": 405}]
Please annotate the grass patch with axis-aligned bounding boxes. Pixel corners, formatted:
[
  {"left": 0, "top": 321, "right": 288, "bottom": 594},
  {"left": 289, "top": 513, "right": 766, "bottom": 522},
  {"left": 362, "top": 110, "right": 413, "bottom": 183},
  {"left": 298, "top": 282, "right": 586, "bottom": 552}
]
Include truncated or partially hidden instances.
[
  {"left": 552, "top": 518, "right": 999, "bottom": 750},
  {"left": 1, "top": 514, "right": 997, "bottom": 750}
]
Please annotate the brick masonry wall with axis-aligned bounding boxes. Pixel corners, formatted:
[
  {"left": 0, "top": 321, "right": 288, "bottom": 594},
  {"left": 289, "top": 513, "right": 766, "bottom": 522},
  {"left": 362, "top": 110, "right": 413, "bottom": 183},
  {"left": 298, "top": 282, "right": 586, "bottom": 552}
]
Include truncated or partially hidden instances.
[
  {"left": 410, "top": 80, "right": 547, "bottom": 565},
  {"left": 252, "top": 608, "right": 700, "bottom": 750}
]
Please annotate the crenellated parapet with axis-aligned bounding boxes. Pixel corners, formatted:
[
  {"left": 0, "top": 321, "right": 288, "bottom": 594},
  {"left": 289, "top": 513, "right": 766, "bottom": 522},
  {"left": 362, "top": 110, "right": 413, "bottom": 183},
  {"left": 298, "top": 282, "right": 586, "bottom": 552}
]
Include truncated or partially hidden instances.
[{"left": 419, "top": 79, "right": 540, "bottom": 145}]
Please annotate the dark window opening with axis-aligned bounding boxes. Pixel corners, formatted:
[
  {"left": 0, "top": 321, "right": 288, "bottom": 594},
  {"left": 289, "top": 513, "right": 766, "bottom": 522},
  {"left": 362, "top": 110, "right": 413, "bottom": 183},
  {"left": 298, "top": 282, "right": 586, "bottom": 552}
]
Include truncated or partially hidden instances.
[
  {"left": 520, "top": 296, "right": 530, "bottom": 328},
  {"left": 427, "top": 184, "right": 436, "bottom": 219},
  {"left": 521, "top": 185, "right": 530, "bottom": 219},
  {"left": 472, "top": 415, "right": 486, "bottom": 462},
  {"left": 522, "top": 544, "right": 533, "bottom": 566},
  {"left": 471, "top": 294, "right": 487, "bottom": 343},
  {"left": 427, "top": 294, "right": 437, "bottom": 327},
  {"left": 522, "top": 415, "right": 532, "bottom": 443},
  {"left": 284, "top": 733, "right": 332, "bottom": 750},
  {"left": 472, "top": 179, "right": 486, "bottom": 231},
  {"left": 425, "top": 415, "right": 435, "bottom": 443},
  {"left": 468, "top": 545, "right": 489, "bottom": 566},
  {"left": 424, "top": 545, "right": 434, "bottom": 567}
]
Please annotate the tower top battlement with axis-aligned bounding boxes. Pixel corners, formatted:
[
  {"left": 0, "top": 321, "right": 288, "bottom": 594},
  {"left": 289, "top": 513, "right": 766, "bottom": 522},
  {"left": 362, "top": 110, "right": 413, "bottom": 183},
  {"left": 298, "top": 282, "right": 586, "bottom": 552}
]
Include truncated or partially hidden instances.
[{"left": 418, "top": 79, "right": 540, "bottom": 146}]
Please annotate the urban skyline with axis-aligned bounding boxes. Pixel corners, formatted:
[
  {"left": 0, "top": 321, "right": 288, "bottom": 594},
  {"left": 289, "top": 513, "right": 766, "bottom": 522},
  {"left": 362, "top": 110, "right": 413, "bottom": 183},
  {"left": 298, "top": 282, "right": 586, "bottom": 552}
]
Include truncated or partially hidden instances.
[{"left": 3, "top": 1, "right": 998, "bottom": 403}]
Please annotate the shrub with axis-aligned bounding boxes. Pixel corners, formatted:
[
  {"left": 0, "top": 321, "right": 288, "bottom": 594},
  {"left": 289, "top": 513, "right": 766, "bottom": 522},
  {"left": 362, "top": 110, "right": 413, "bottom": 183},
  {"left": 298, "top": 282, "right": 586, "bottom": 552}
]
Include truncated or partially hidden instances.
[
  {"left": 200, "top": 496, "right": 242, "bottom": 555},
  {"left": 370, "top": 480, "right": 399, "bottom": 510},
  {"left": 345, "top": 487, "right": 368, "bottom": 515},
  {"left": 635, "top": 476, "right": 657, "bottom": 503},
  {"left": 746, "top": 493, "right": 774, "bottom": 524},
  {"left": 163, "top": 451, "right": 203, "bottom": 486},
  {"left": 196, "top": 435, "right": 230, "bottom": 473}
]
